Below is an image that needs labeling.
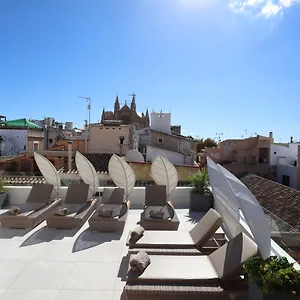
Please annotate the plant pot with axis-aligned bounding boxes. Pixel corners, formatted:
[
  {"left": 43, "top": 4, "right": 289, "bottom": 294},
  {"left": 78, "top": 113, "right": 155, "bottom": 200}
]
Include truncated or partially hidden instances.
[
  {"left": 0, "top": 192, "right": 8, "bottom": 208},
  {"left": 248, "top": 282, "right": 299, "bottom": 300},
  {"left": 189, "top": 193, "right": 213, "bottom": 212}
]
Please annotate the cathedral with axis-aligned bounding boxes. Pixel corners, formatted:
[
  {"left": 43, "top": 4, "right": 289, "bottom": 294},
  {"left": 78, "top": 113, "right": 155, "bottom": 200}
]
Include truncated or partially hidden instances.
[{"left": 101, "top": 95, "right": 150, "bottom": 129}]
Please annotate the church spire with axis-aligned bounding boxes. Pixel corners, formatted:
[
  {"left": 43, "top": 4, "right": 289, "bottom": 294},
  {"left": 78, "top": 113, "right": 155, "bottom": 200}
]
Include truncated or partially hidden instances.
[
  {"left": 101, "top": 107, "right": 105, "bottom": 123},
  {"left": 114, "top": 95, "right": 120, "bottom": 112},
  {"left": 114, "top": 95, "right": 120, "bottom": 120},
  {"left": 145, "top": 108, "right": 150, "bottom": 127},
  {"left": 130, "top": 94, "right": 136, "bottom": 111}
]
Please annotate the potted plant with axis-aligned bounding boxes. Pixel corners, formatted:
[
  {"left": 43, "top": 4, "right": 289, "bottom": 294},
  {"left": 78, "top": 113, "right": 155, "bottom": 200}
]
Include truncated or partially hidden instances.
[
  {"left": 243, "top": 256, "right": 300, "bottom": 300},
  {"left": 0, "top": 179, "right": 8, "bottom": 207},
  {"left": 189, "top": 168, "right": 213, "bottom": 212}
]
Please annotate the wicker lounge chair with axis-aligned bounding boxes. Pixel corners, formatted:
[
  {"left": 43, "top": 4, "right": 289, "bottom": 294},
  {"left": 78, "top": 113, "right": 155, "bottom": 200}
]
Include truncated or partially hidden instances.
[
  {"left": 140, "top": 185, "right": 180, "bottom": 231},
  {"left": 46, "top": 183, "right": 98, "bottom": 229},
  {"left": 128, "top": 208, "right": 224, "bottom": 255},
  {"left": 0, "top": 184, "right": 61, "bottom": 229},
  {"left": 125, "top": 232, "right": 258, "bottom": 300},
  {"left": 89, "top": 188, "right": 130, "bottom": 232}
]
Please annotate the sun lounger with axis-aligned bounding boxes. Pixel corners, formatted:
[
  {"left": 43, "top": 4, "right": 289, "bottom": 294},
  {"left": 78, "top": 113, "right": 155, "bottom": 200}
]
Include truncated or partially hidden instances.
[
  {"left": 128, "top": 208, "right": 224, "bottom": 255},
  {"left": 46, "top": 183, "right": 98, "bottom": 229},
  {"left": 140, "top": 185, "right": 180, "bottom": 231},
  {"left": 89, "top": 188, "right": 130, "bottom": 232},
  {"left": 0, "top": 184, "right": 61, "bottom": 229},
  {"left": 124, "top": 232, "right": 258, "bottom": 300}
]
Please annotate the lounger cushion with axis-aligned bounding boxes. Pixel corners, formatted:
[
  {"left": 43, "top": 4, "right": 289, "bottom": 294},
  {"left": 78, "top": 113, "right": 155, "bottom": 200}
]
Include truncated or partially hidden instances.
[
  {"left": 128, "top": 231, "right": 194, "bottom": 247},
  {"left": 97, "top": 204, "right": 123, "bottom": 219},
  {"left": 145, "top": 185, "right": 167, "bottom": 207},
  {"left": 127, "top": 255, "right": 218, "bottom": 283},
  {"left": 209, "top": 232, "right": 258, "bottom": 280},
  {"left": 26, "top": 184, "right": 54, "bottom": 203},
  {"left": 189, "top": 208, "right": 222, "bottom": 247},
  {"left": 64, "top": 184, "right": 89, "bottom": 204},
  {"left": 102, "top": 188, "right": 125, "bottom": 204},
  {"left": 144, "top": 206, "right": 171, "bottom": 221}
]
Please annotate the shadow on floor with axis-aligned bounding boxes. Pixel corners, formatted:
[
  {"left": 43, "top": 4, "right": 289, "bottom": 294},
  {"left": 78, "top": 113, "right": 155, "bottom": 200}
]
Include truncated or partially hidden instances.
[
  {"left": 72, "top": 228, "right": 122, "bottom": 253},
  {"left": 118, "top": 255, "right": 129, "bottom": 282},
  {"left": 0, "top": 228, "right": 32, "bottom": 239},
  {"left": 20, "top": 226, "right": 77, "bottom": 247},
  {"left": 184, "top": 210, "right": 206, "bottom": 224}
]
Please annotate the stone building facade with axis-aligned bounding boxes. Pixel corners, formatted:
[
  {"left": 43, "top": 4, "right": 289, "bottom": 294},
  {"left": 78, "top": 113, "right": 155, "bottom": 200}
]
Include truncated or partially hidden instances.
[{"left": 101, "top": 95, "right": 150, "bottom": 129}]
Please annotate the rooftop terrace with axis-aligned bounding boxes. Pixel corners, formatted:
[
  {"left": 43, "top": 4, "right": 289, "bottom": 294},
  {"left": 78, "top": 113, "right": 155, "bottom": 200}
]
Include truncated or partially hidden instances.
[{"left": 0, "top": 208, "right": 209, "bottom": 300}]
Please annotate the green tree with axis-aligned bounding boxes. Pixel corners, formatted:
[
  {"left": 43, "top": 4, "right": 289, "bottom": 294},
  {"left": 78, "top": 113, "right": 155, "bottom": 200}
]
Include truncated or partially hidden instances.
[{"left": 194, "top": 138, "right": 218, "bottom": 152}]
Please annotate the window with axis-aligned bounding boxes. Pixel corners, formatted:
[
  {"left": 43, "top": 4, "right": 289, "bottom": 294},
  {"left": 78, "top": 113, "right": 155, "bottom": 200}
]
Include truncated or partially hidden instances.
[
  {"left": 157, "top": 137, "right": 164, "bottom": 144},
  {"left": 49, "top": 138, "right": 53, "bottom": 143},
  {"left": 177, "top": 142, "right": 181, "bottom": 152},
  {"left": 33, "top": 141, "right": 39, "bottom": 151},
  {"left": 282, "top": 175, "right": 290, "bottom": 187}
]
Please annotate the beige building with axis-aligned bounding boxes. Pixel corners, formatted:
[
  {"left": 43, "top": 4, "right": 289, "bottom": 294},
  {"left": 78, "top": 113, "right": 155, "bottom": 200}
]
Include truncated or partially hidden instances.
[
  {"left": 205, "top": 133, "right": 274, "bottom": 164},
  {"left": 88, "top": 121, "right": 135, "bottom": 154}
]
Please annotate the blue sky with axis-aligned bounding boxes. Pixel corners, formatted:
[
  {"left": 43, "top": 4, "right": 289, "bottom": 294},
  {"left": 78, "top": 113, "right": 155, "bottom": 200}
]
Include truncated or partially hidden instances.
[{"left": 1, "top": 0, "right": 300, "bottom": 143}]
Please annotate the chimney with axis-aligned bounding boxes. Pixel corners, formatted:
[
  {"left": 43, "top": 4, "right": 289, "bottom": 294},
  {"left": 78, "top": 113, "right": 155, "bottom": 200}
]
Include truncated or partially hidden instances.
[
  {"left": 297, "top": 145, "right": 300, "bottom": 190},
  {"left": 291, "top": 136, "right": 293, "bottom": 143},
  {"left": 269, "top": 132, "right": 273, "bottom": 139},
  {"left": 119, "top": 136, "right": 124, "bottom": 155},
  {"left": 68, "top": 141, "right": 72, "bottom": 171}
]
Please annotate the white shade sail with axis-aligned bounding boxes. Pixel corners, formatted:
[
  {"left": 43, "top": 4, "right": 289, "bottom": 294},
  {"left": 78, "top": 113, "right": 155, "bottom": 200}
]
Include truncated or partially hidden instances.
[
  {"left": 218, "top": 164, "right": 271, "bottom": 259},
  {"left": 75, "top": 151, "right": 99, "bottom": 197},
  {"left": 151, "top": 156, "right": 178, "bottom": 199},
  {"left": 34, "top": 152, "right": 61, "bottom": 197},
  {"left": 207, "top": 157, "right": 241, "bottom": 239},
  {"left": 108, "top": 154, "right": 136, "bottom": 201}
]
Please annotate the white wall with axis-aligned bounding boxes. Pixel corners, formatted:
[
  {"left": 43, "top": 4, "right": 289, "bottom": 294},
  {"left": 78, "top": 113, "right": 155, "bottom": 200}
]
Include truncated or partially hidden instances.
[
  {"left": 270, "top": 143, "right": 299, "bottom": 166},
  {"left": 4, "top": 186, "right": 192, "bottom": 209},
  {"left": 276, "top": 165, "right": 298, "bottom": 189},
  {"left": 150, "top": 112, "right": 171, "bottom": 135},
  {"left": 0, "top": 129, "right": 28, "bottom": 156},
  {"left": 146, "top": 145, "right": 193, "bottom": 165}
]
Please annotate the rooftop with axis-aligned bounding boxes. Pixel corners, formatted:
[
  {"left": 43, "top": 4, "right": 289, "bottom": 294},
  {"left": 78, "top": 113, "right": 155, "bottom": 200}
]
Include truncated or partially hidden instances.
[
  {"left": 0, "top": 208, "right": 206, "bottom": 299},
  {"left": 241, "top": 173, "right": 300, "bottom": 231}
]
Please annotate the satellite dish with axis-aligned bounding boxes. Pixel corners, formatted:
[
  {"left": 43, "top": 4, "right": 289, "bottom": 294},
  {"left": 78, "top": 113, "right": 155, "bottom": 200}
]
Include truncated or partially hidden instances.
[
  {"left": 153, "top": 151, "right": 168, "bottom": 161},
  {"left": 125, "top": 149, "right": 145, "bottom": 163},
  {"left": 180, "top": 141, "right": 192, "bottom": 155}
]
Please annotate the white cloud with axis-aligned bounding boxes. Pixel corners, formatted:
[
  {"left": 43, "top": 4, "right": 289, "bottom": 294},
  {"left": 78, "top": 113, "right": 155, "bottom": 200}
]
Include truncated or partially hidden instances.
[
  {"left": 260, "top": 1, "right": 281, "bottom": 17},
  {"left": 229, "top": 0, "right": 299, "bottom": 17}
]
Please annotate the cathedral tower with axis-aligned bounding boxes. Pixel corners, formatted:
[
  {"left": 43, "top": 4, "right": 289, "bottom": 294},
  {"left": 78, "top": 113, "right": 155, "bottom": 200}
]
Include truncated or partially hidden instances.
[{"left": 114, "top": 95, "right": 120, "bottom": 120}]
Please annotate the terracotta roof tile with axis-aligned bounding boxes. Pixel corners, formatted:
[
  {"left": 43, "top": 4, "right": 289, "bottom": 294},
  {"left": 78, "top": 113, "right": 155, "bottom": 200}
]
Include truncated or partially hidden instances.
[
  {"left": 59, "top": 153, "right": 113, "bottom": 173},
  {"left": 240, "top": 173, "right": 300, "bottom": 231}
]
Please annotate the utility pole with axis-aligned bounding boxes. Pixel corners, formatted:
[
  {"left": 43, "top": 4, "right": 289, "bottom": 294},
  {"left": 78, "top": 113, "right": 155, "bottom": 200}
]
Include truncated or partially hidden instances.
[
  {"left": 79, "top": 96, "right": 91, "bottom": 153},
  {"left": 79, "top": 96, "right": 91, "bottom": 126}
]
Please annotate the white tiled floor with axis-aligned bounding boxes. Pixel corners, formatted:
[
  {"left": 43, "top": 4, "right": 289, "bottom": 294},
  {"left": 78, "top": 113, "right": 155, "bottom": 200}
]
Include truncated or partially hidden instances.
[{"left": 0, "top": 209, "right": 209, "bottom": 300}]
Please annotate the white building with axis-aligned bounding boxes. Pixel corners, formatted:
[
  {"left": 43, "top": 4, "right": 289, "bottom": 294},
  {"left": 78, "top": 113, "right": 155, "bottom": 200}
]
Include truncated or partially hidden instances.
[
  {"left": 270, "top": 143, "right": 300, "bottom": 189},
  {"left": 136, "top": 111, "right": 194, "bottom": 165}
]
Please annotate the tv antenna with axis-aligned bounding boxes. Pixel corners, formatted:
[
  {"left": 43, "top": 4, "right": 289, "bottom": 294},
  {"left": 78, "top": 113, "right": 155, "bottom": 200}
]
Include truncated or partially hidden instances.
[
  {"left": 79, "top": 96, "right": 91, "bottom": 126},
  {"left": 215, "top": 132, "right": 223, "bottom": 144},
  {"left": 128, "top": 93, "right": 136, "bottom": 97}
]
